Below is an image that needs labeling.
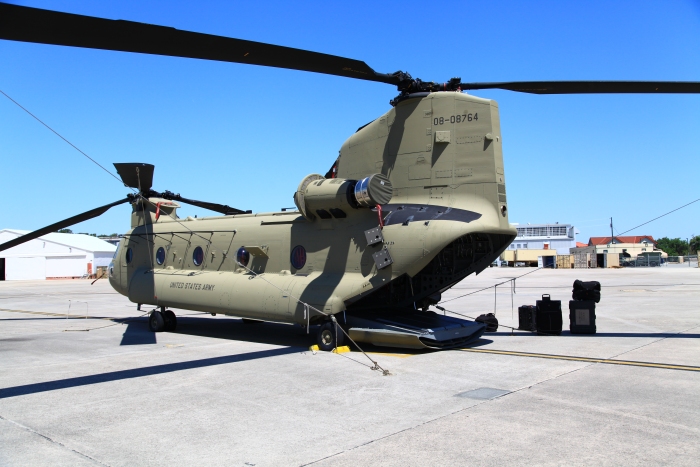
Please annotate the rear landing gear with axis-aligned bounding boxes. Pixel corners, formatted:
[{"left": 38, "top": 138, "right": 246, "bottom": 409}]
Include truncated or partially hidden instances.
[
  {"left": 148, "top": 308, "right": 177, "bottom": 332},
  {"left": 317, "top": 320, "right": 345, "bottom": 351}
]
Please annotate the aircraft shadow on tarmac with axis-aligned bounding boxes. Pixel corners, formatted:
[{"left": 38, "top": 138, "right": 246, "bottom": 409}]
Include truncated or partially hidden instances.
[
  {"left": 118, "top": 316, "right": 437, "bottom": 355},
  {"left": 119, "top": 315, "right": 323, "bottom": 348},
  {"left": 117, "top": 316, "right": 700, "bottom": 350}
]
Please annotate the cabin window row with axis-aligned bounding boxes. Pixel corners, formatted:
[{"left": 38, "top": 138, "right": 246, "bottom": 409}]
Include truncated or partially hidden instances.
[{"left": 125, "top": 244, "right": 307, "bottom": 270}]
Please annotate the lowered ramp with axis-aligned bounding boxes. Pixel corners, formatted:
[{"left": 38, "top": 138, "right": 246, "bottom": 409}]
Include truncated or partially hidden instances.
[{"left": 346, "top": 310, "right": 485, "bottom": 350}]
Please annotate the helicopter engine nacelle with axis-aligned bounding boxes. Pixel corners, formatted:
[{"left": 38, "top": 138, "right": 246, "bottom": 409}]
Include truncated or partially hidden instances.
[{"left": 294, "top": 173, "right": 392, "bottom": 220}]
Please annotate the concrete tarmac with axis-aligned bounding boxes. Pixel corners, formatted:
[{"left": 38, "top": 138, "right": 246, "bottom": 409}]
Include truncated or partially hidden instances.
[{"left": 0, "top": 266, "right": 698, "bottom": 466}]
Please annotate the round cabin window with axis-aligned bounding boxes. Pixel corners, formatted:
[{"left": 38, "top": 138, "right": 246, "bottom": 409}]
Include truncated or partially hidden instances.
[
  {"left": 192, "top": 246, "right": 204, "bottom": 266},
  {"left": 236, "top": 247, "right": 250, "bottom": 267},
  {"left": 125, "top": 247, "right": 133, "bottom": 264},
  {"left": 156, "top": 247, "right": 166, "bottom": 265},
  {"left": 290, "top": 245, "right": 307, "bottom": 270}
]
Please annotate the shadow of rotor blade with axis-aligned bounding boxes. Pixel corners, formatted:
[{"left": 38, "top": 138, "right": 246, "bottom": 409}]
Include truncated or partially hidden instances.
[
  {"left": 0, "top": 197, "right": 130, "bottom": 253},
  {"left": 0, "top": 347, "right": 299, "bottom": 400}
]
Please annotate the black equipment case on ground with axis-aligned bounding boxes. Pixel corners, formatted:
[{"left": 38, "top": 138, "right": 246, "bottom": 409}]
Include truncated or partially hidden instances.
[
  {"left": 518, "top": 305, "right": 537, "bottom": 331},
  {"left": 572, "top": 280, "right": 601, "bottom": 303},
  {"left": 569, "top": 300, "right": 597, "bottom": 334},
  {"left": 476, "top": 313, "right": 498, "bottom": 332},
  {"left": 536, "top": 294, "right": 562, "bottom": 335}
]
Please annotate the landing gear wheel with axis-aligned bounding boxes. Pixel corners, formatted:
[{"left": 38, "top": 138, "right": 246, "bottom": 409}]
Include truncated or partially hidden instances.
[
  {"left": 149, "top": 310, "right": 165, "bottom": 332},
  {"left": 317, "top": 321, "right": 345, "bottom": 352},
  {"left": 163, "top": 310, "right": 177, "bottom": 332}
]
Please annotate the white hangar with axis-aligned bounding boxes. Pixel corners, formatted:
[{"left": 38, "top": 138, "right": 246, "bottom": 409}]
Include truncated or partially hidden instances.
[{"left": 0, "top": 229, "right": 117, "bottom": 281}]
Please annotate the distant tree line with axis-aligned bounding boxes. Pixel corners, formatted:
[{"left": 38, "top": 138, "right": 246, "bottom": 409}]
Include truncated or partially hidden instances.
[{"left": 656, "top": 236, "right": 700, "bottom": 256}]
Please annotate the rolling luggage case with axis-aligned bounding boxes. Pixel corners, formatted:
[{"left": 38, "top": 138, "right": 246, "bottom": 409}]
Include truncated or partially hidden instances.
[
  {"left": 536, "top": 294, "right": 562, "bottom": 335},
  {"left": 518, "top": 305, "right": 537, "bottom": 331},
  {"left": 569, "top": 300, "right": 597, "bottom": 334}
]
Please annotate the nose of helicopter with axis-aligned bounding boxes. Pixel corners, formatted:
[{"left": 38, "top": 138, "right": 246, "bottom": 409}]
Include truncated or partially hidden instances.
[{"left": 108, "top": 259, "right": 128, "bottom": 297}]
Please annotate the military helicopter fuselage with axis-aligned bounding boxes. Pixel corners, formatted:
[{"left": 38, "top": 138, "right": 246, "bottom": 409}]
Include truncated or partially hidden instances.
[
  {"left": 108, "top": 91, "right": 515, "bottom": 346},
  {"left": 4, "top": 2, "right": 697, "bottom": 350}
]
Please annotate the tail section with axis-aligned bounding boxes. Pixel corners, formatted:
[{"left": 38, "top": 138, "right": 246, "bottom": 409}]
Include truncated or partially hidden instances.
[{"left": 338, "top": 92, "right": 511, "bottom": 232}]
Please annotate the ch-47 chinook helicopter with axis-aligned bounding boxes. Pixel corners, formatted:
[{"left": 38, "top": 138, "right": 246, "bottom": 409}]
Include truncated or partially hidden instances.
[{"left": 2, "top": 3, "right": 699, "bottom": 351}]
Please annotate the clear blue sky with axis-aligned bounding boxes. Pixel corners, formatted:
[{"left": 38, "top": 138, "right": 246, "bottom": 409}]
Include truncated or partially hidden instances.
[{"left": 1, "top": 0, "right": 699, "bottom": 243}]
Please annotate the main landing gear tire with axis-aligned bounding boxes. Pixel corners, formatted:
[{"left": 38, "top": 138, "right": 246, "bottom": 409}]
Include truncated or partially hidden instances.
[
  {"left": 317, "top": 321, "right": 345, "bottom": 352},
  {"left": 163, "top": 310, "right": 177, "bottom": 332},
  {"left": 149, "top": 310, "right": 165, "bottom": 332}
]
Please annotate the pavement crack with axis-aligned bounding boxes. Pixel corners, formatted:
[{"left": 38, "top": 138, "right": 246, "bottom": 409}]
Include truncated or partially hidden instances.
[
  {"left": 0, "top": 413, "right": 110, "bottom": 466},
  {"left": 299, "top": 363, "right": 593, "bottom": 466},
  {"left": 607, "top": 324, "right": 700, "bottom": 361},
  {"left": 535, "top": 392, "right": 700, "bottom": 434}
]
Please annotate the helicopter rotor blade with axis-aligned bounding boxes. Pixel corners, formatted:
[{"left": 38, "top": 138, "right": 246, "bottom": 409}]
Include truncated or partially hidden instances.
[
  {"left": 459, "top": 81, "right": 700, "bottom": 94},
  {"left": 157, "top": 191, "right": 249, "bottom": 216},
  {"left": 109, "top": 162, "right": 248, "bottom": 215},
  {"left": 3, "top": 4, "right": 699, "bottom": 96},
  {"left": 0, "top": 197, "right": 131, "bottom": 253},
  {"left": 0, "top": 3, "right": 398, "bottom": 85},
  {"left": 113, "top": 163, "right": 154, "bottom": 193}
]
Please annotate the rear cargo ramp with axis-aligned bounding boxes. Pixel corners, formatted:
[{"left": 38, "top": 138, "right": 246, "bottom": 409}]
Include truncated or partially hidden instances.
[{"left": 346, "top": 310, "right": 485, "bottom": 350}]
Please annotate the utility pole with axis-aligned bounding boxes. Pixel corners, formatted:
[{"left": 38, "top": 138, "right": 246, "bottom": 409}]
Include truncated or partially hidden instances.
[{"left": 610, "top": 217, "right": 614, "bottom": 242}]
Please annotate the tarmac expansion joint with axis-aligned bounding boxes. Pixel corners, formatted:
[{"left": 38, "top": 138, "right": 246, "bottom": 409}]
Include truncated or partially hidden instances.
[{"left": 0, "top": 413, "right": 109, "bottom": 466}]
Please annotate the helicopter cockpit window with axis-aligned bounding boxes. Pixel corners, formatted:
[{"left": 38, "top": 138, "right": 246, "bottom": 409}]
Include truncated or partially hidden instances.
[
  {"left": 192, "top": 246, "right": 204, "bottom": 266},
  {"left": 125, "top": 247, "right": 133, "bottom": 264},
  {"left": 236, "top": 247, "right": 250, "bottom": 267},
  {"left": 290, "top": 245, "right": 306, "bottom": 270},
  {"left": 113, "top": 241, "right": 121, "bottom": 259},
  {"left": 156, "top": 247, "right": 166, "bottom": 265}
]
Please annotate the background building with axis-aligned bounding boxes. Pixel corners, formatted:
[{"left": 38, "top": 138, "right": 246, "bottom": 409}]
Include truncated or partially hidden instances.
[
  {"left": 506, "top": 223, "right": 578, "bottom": 255},
  {"left": 499, "top": 223, "right": 578, "bottom": 267},
  {"left": 0, "top": 229, "right": 116, "bottom": 281},
  {"left": 569, "top": 235, "right": 666, "bottom": 268},
  {"left": 587, "top": 236, "right": 658, "bottom": 255}
]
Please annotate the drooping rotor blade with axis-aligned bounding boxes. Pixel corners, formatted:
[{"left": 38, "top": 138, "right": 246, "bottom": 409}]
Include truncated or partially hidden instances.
[
  {"left": 0, "top": 3, "right": 398, "bottom": 85},
  {"left": 158, "top": 191, "right": 250, "bottom": 216},
  {"left": 5, "top": 4, "right": 698, "bottom": 96},
  {"left": 114, "top": 163, "right": 154, "bottom": 192},
  {"left": 0, "top": 197, "right": 131, "bottom": 253},
  {"left": 459, "top": 81, "right": 700, "bottom": 94}
]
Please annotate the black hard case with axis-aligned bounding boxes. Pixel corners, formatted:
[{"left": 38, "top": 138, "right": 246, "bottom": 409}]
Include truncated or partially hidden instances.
[
  {"left": 518, "top": 305, "right": 537, "bottom": 331},
  {"left": 569, "top": 300, "right": 597, "bottom": 334},
  {"left": 476, "top": 313, "right": 499, "bottom": 332},
  {"left": 536, "top": 294, "right": 562, "bottom": 335},
  {"left": 572, "top": 280, "right": 601, "bottom": 303}
]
